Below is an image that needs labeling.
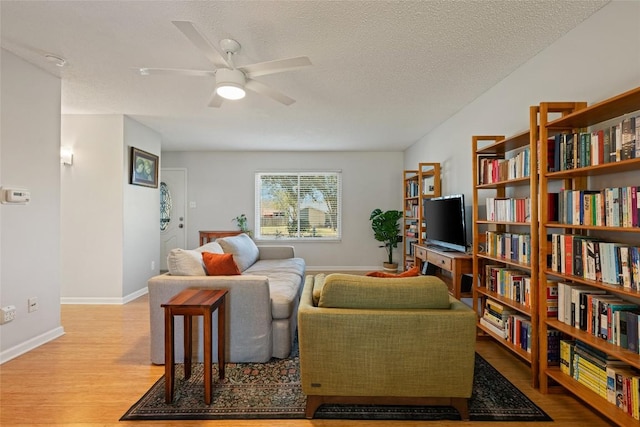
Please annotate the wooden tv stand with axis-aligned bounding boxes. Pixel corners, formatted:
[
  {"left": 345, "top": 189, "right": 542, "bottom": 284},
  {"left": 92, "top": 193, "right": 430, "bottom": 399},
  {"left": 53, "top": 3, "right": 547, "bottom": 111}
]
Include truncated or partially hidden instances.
[{"left": 412, "top": 244, "right": 472, "bottom": 300}]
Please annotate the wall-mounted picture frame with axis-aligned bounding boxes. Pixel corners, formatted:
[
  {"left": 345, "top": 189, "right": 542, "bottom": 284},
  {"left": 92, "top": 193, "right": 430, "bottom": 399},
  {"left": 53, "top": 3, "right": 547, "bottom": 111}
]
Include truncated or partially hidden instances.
[{"left": 130, "top": 147, "right": 159, "bottom": 188}]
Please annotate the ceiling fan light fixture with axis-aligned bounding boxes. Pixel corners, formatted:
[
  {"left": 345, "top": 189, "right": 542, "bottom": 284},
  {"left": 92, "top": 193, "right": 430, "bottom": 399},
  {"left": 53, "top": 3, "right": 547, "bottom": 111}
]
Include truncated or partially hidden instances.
[{"left": 215, "top": 68, "right": 246, "bottom": 100}]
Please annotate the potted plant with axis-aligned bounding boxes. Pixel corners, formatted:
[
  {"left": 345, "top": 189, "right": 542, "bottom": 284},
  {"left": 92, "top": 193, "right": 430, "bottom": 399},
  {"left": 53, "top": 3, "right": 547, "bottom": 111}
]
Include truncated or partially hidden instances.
[
  {"left": 369, "top": 208, "right": 403, "bottom": 272},
  {"left": 232, "top": 214, "right": 252, "bottom": 237}
]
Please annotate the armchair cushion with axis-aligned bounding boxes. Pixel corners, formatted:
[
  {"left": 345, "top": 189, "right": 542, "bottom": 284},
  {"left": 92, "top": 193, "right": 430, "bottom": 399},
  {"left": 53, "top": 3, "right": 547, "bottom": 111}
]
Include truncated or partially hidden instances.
[
  {"left": 217, "top": 233, "right": 260, "bottom": 272},
  {"left": 318, "top": 273, "right": 450, "bottom": 309}
]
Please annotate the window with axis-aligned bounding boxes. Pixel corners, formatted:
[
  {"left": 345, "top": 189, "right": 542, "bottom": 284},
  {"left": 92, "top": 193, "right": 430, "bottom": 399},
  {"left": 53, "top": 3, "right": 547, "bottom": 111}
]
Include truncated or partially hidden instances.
[{"left": 255, "top": 172, "right": 342, "bottom": 240}]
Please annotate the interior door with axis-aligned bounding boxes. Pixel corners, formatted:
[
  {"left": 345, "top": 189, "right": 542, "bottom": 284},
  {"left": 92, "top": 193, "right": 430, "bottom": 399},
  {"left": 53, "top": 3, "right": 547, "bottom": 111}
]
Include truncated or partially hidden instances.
[{"left": 160, "top": 168, "right": 187, "bottom": 271}]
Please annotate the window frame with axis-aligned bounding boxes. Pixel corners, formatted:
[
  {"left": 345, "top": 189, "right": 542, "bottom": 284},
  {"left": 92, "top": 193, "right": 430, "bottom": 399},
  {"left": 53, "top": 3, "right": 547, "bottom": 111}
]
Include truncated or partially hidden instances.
[{"left": 254, "top": 171, "right": 342, "bottom": 242}]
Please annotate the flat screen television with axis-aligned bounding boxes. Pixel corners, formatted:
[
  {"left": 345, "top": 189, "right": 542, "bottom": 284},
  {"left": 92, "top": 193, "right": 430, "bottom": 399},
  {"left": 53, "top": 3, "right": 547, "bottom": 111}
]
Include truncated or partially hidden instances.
[{"left": 422, "top": 194, "right": 468, "bottom": 253}]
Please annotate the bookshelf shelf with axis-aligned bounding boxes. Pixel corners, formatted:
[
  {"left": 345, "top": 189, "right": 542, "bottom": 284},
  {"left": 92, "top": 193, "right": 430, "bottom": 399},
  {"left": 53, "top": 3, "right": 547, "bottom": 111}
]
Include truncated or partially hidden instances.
[
  {"left": 546, "top": 87, "right": 640, "bottom": 130},
  {"left": 472, "top": 124, "right": 539, "bottom": 387},
  {"left": 546, "top": 368, "right": 640, "bottom": 427},
  {"left": 476, "top": 176, "right": 531, "bottom": 189},
  {"left": 543, "top": 270, "right": 640, "bottom": 299},
  {"left": 546, "top": 157, "right": 640, "bottom": 178},
  {"left": 547, "top": 320, "right": 640, "bottom": 367},
  {"left": 476, "top": 287, "right": 533, "bottom": 315},
  {"left": 537, "top": 87, "right": 640, "bottom": 426},
  {"left": 477, "top": 322, "right": 533, "bottom": 362},
  {"left": 477, "top": 252, "right": 532, "bottom": 270}
]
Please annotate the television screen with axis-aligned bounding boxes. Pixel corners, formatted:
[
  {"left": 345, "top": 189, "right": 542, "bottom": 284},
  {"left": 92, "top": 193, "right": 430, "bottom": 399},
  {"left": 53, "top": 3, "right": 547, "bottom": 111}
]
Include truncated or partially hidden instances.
[{"left": 422, "top": 194, "right": 467, "bottom": 252}]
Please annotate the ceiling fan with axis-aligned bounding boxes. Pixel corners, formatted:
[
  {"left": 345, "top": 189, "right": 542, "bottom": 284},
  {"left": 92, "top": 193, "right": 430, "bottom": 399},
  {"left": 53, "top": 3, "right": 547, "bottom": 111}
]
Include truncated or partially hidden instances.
[{"left": 138, "top": 21, "right": 312, "bottom": 107}]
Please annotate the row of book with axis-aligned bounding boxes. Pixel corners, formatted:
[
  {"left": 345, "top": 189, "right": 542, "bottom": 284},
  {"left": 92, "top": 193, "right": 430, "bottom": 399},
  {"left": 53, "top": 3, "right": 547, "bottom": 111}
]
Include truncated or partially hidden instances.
[
  {"left": 549, "top": 233, "right": 640, "bottom": 289},
  {"left": 556, "top": 282, "right": 640, "bottom": 350},
  {"left": 482, "top": 298, "right": 562, "bottom": 359},
  {"left": 485, "top": 197, "right": 531, "bottom": 223},
  {"left": 405, "top": 222, "right": 418, "bottom": 238},
  {"left": 480, "top": 299, "right": 532, "bottom": 352},
  {"left": 551, "top": 186, "right": 639, "bottom": 228},
  {"left": 406, "top": 181, "right": 419, "bottom": 198},
  {"left": 547, "top": 115, "right": 640, "bottom": 172},
  {"left": 560, "top": 339, "right": 640, "bottom": 419},
  {"left": 477, "top": 147, "right": 531, "bottom": 185},
  {"left": 485, "top": 265, "right": 532, "bottom": 307},
  {"left": 405, "top": 202, "right": 419, "bottom": 219},
  {"left": 485, "top": 231, "right": 531, "bottom": 265}
]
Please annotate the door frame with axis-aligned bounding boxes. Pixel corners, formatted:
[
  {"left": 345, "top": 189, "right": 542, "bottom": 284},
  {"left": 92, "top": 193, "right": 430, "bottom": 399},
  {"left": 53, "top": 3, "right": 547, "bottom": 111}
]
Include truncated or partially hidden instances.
[{"left": 160, "top": 167, "right": 188, "bottom": 258}]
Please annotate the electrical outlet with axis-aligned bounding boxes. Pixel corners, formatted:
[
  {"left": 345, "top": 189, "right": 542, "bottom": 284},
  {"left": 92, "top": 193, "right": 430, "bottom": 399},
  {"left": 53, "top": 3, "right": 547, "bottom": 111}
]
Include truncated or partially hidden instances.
[
  {"left": 1, "top": 305, "right": 16, "bottom": 324},
  {"left": 151, "top": 261, "right": 155, "bottom": 270},
  {"left": 28, "top": 297, "right": 38, "bottom": 313}
]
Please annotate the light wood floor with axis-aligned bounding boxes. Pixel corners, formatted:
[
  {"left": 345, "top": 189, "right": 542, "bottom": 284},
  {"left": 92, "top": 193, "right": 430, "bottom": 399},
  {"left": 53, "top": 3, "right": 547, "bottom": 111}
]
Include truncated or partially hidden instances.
[{"left": 0, "top": 294, "right": 613, "bottom": 427}]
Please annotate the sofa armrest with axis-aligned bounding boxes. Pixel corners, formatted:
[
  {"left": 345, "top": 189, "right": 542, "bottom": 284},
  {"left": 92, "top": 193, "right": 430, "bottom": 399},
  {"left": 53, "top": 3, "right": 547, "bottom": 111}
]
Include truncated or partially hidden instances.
[
  {"left": 258, "top": 245, "right": 295, "bottom": 260},
  {"left": 298, "top": 279, "right": 476, "bottom": 398},
  {"left": 148, "top": 273, "right": 273, "bottom": 364}
]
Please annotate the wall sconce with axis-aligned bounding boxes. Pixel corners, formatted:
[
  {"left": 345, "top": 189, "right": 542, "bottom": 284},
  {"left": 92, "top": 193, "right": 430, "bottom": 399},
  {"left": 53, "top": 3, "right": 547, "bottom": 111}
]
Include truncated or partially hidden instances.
[{"left": 60, "top": 146, "right": 73, "bottom": 166}]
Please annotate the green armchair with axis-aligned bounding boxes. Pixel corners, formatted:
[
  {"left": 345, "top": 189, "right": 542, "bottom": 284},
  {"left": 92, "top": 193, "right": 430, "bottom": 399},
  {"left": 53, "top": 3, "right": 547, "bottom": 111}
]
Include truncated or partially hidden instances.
[{"left": 298, "top": 273, "right": 477, "bottom": 419}]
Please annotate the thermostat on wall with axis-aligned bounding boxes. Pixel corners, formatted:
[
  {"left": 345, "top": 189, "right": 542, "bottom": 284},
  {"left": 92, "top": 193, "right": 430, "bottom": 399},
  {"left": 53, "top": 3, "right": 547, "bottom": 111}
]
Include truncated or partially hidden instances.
[{"left": 1, "top": 187, "right": 31, "bottom": 204}]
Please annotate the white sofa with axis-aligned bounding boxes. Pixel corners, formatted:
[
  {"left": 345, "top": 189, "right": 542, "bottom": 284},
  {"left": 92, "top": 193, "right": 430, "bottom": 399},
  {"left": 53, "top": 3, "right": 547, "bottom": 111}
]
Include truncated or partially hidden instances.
[{"left": 148, "top": 233, "right": 305, "bottom": 364}]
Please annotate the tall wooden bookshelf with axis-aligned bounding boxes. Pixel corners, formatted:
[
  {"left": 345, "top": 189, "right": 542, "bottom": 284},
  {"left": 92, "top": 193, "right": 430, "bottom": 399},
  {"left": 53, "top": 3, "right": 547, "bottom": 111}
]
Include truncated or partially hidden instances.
[
  {"left": 471, "top": 122, "right": 539, "bottom": 387},
  {"left": 403, "top": 164, "right": 441, "bottom": 271},
  {"left": 537, "top": 87, "right": 640, "bottom": 426},
  {"left": 403, "top": 169, "right": 420, "bottom": 270}
]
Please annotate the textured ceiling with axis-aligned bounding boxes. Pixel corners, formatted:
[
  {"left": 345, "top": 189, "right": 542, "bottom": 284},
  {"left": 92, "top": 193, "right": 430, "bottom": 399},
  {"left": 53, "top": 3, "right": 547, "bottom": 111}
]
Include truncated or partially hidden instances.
[{"left": 1, "top": 1, "right": 609, "bottom": 151}]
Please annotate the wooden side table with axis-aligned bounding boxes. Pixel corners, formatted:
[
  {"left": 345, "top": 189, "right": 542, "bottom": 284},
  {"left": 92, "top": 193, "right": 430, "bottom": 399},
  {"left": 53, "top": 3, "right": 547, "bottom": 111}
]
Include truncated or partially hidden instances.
[
  {"left": 162, "top": 288, "right": 228, "bottom": 405},
  {"left": 199, "top": 230, "right": 242, "bottom": 246}
]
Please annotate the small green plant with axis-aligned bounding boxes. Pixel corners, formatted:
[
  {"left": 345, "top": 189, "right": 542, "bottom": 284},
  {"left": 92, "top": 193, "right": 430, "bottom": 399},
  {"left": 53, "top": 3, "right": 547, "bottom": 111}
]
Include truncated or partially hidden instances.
[{"left": 232, "top": 214, "right": 250, "bottom": 234}]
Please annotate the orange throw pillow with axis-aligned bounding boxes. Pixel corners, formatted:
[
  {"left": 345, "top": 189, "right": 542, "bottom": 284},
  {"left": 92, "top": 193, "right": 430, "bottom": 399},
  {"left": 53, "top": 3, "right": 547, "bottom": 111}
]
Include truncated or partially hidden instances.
[
  {"left": 202, "top": 252, "right": 241, "bottom": 276},
  {"left": 365, "top": 266, "right": 420, "bottom": 278}
]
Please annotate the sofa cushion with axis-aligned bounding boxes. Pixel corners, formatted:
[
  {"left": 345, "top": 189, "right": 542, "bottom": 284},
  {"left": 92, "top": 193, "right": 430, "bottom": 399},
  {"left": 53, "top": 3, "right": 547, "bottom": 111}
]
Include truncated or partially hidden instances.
[
  {"left": 195, "top": 241, "right": 224, "bottom": 254},
  {"left": 167, "top": 248, "right": 206, "bottom": 276},
  {"left": 202, "top": 252, "right": 241, "bottom": 276},
  {"left": 217, "top": 234, "right": 259, "bottom": 272},
  {"left": 318, "top": 273, "right": 450, "bottom": 309},
  {"left": 268, "top": 272, "right": 303, "bottom": 319},
  {"left": 365, "top": 266, "right": 420, "bottom": 278},
  {"left": 243, "top": 258, "right": 306, "bottom": 278}
]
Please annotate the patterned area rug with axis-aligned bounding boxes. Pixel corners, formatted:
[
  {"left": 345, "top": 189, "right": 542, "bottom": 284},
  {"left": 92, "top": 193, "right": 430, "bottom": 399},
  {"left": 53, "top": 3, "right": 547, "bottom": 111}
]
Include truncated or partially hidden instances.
[{"left": 121, "top": 345, "right": 551, "bottom": 421}]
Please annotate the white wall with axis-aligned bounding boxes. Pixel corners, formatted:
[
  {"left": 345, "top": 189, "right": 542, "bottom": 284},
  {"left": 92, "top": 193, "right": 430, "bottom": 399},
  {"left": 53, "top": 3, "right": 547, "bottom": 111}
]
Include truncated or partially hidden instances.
[
  {"left": 404, "top": 0, "right": 640, "bottom": 199},
  {"left": 61, "top": 115, "right": 161, "bottom": 302},
  {"left": 0, "top": 50, "right": 64, "bottom": 362},
  {"left": 61, "top": 115, "right": 124, "bottom": 300},
  {"left": 122, "top": 117, "right": 161, "bottom": 299},
  {"left": 161, "top": 151, "right": 404, "bottom": 270}
]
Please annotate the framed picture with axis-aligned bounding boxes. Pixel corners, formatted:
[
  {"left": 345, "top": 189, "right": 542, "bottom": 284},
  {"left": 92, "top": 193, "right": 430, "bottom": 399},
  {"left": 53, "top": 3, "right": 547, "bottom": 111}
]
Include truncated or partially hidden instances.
[{"left": 130, "top": 147, "right": 159, "bottom": 188}]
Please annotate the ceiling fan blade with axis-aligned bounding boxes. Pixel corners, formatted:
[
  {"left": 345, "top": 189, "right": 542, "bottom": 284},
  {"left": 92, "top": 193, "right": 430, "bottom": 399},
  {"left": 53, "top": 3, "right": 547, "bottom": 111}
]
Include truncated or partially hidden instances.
[
  {"left": 245, "top": 79, "right": 295, "bottom": 106},
  {"left": 207, "top": 90, "right": 224, "bottom": 108},
  {"left": 240, "top": 56, "right": 312, "bottom": 78},
  {"left": 138, "top": 67, "right": 215, "bottom": 77},
  {"left": 171, "top": 20, "right": 229, "bottom": 68}
]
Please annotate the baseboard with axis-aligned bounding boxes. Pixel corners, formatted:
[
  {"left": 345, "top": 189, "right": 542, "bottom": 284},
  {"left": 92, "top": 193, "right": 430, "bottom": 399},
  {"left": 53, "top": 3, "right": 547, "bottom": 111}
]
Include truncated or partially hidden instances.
[
  {"left": 306, "top": 266, "right": 380, "bottom": 272},
  {"left": 0, "top": 326, "right": 65, "bottom": 364},
  {"left": 61, "top": 287, "right": 148, "bottom": 305}
]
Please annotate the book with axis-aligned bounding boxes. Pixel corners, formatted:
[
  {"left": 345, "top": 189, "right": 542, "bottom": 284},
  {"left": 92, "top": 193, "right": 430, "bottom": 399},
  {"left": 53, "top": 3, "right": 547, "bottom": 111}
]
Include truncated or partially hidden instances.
[
  {"left": 624, "top": 310, "right": 640, "bottom": 353},
  {"left": 606, "top": 300, "right": 639, "bottom": 342},
  {"left": 621, "top": 117, "right": 636, "bottom": 160},
  {"left": 480, "top": 317, "right": 507, "bottom": 339},
  {"left": 560, "top": 339, "right": 575, "bottom": 376},
  {"left": 603, "top": 127, "right": 611, "bottom": 164},
  {"left": 578, "top": 289, "right": 607, "bottom": 330}
]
